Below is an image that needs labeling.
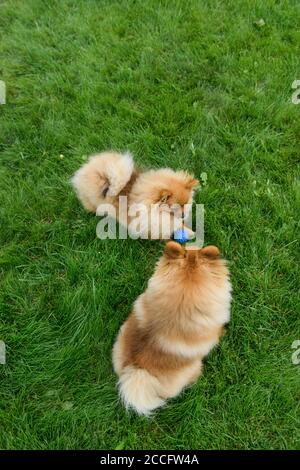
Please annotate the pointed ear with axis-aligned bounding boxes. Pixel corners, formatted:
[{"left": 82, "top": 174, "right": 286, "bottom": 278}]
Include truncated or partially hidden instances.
[
  {"left": 200, "top": 245, "right": 220, "bottom": 258},
  {"left": 164, "top": 241, "right": 185, "bottom": 259},
  {"left": 159, "top": 189, "right": 172, "bottom": 204},
  {"left": 186, "top": 177, "right": 199, "bottom": 190}
]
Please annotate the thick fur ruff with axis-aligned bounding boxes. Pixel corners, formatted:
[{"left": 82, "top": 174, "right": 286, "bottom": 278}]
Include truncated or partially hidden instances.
[
  {"left": 71, "top": 151, "right": 198, "bottom": 239},
  {"left": 113, "top": 242, "right": 232, "bottom": 415}
]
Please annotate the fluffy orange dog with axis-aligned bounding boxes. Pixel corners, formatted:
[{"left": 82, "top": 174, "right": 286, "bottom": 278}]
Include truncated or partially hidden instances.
[
  {"left": 71, "top": 151, "right": 198, "bottom": 239},
  {"left": 113, "top": 241, "right": 232, "bottom": 415}
]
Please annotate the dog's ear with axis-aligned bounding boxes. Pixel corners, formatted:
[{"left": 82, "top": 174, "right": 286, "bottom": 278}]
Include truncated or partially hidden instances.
[
  {"left": 164, "top": 241, "right": 185, "bottom": 259},
  {"left": 186, "top": 177, "right": 199, "bottom": 190},
  {"left": 200, "top": 245, "right": 220, "bottom": 258},
  {"left": 159, "top": 189, "right": 172, "bottom": 204}
]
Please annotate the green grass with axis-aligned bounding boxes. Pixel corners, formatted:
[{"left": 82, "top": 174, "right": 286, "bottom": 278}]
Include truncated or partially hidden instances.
[{"left": 0, "top": 0, "right": 300, "bottom": 450}]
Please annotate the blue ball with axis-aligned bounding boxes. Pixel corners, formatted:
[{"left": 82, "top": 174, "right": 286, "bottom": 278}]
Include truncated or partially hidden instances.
[{"left": 173, "top": 228, "right": 190, "bottom": 244}]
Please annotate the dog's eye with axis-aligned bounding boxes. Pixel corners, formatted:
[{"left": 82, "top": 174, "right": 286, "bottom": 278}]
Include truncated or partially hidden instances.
[{"left": 160, "top": 194, "right": 170, "bottom": 204}]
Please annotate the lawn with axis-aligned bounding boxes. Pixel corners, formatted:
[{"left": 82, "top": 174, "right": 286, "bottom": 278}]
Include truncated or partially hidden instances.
[{"left": 0, "top": 0, "right": 299, "bottom": 450}]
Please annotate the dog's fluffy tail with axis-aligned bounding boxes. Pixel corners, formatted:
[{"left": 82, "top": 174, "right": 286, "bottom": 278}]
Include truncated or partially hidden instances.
[
  {"left": 118, "top": 366, "right": 165, "bottom": 416},
  {"left": 71, "top": 151, "right": 134, "bottom": 213}
]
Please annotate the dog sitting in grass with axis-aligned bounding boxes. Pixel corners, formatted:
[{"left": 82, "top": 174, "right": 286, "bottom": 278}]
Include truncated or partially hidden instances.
[
  {"left": 112, "top": 241, "right": 232, "bottom": 415},
  {"left": 71, "top": 151, "right": 198, "bottom": 239}
]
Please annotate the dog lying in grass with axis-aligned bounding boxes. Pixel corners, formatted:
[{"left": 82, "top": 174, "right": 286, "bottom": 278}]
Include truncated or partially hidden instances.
[
  {"left": 71, "top": 151, "right": 198, "bottom": 239},
  {"left": 112, "top": 241, "right": 232, "bottom": 415}
]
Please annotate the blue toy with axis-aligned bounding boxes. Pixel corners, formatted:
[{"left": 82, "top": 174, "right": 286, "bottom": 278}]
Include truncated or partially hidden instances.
[{"left": 173, "top": 228, "right": 191, "bottom": 244}]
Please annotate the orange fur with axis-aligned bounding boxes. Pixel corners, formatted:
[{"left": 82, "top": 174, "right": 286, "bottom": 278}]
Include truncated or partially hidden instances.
[
  {"left": 113, "top": 242, "right": 232, "bottom": 415},
  {"left": 71, "top": 151, "right": 199, "bottom": 239}
]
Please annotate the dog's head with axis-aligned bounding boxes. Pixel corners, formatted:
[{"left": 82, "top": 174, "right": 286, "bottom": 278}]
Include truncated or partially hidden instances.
[
  {"left": 152, "top": 241, "right": 229, "bottom": 304},
  {"left": 163, "top": 241, "right": 220, "bottom": 266},
  {"left": 153, "top": 170, "right": 199, "bottom": 219}
]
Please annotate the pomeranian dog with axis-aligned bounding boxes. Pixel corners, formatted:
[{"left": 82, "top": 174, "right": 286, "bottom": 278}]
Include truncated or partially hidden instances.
[
  {"left": 71, "top": 151, "right": 198, "bottom": 239},
  {"left": 113, "top": 241, "right": 232, "bottom": 415}
]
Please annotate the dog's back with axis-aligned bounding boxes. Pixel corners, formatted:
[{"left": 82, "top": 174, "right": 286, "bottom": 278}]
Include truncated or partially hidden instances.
[{"left": 113, "top": 242, "right": 232, "bottom": 415}]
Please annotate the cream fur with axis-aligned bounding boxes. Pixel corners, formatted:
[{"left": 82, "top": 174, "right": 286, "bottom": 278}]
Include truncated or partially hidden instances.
[
  {"left": 71, "top": 151, "right": 134, "bottom": 212},
  {"left": 118, "top": 366, "right": 165, "bottom": 416}
]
